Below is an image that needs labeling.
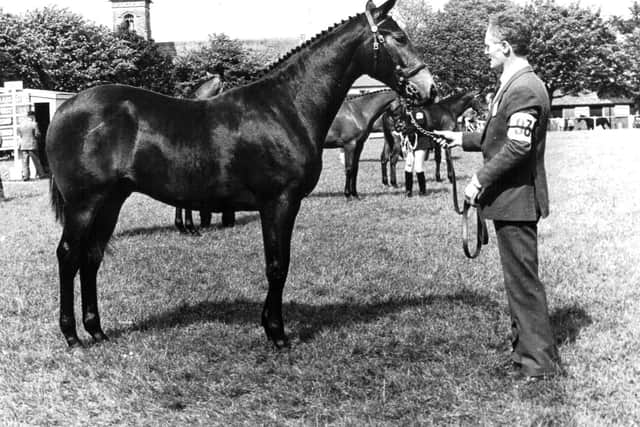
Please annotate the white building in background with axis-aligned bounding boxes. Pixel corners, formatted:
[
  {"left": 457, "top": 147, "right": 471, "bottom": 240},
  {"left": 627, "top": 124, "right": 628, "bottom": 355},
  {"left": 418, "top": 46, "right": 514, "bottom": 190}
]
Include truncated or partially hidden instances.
[{"left": 0, "top": 81, "right": 75, "bottom": 179}]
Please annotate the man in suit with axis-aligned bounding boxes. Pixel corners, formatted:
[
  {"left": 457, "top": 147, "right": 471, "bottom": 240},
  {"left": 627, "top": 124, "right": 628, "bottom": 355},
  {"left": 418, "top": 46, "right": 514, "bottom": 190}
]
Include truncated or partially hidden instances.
[
  {"left": 17, "top": 111, "right": 47, "bottom": 181},
  {"left": 435, "top": 9, "right": 562, "bottom": 380}
]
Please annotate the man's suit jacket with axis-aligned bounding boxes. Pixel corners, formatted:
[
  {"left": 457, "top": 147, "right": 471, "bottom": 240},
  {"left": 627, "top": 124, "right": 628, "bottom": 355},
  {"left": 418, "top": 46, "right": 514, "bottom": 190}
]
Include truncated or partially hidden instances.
[
  {"left": 462, "top": 66, "right": 550, "bottom": 221},
  {"left": 17, "top": 120, "right": 40, "bottom": 151}
]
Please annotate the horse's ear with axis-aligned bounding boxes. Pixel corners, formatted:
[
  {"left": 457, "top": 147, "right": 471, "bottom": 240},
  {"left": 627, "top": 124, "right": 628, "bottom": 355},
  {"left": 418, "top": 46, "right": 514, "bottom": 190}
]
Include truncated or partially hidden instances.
[{"left": 367, "top": 0, "right": 397, "bottom": 19}]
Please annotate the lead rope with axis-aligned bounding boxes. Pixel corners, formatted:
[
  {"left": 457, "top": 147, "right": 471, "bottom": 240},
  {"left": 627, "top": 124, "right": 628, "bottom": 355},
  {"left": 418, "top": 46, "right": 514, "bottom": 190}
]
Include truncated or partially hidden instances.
[{"left": 407, "top": 113, "right": 488, "bottom": 259}]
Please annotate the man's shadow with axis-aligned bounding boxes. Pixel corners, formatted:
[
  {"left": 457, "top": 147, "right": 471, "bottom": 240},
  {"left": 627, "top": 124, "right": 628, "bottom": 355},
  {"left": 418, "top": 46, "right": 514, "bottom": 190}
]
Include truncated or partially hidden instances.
[{"left": 551, "top": 305, "right": 593, "bottom": 345}]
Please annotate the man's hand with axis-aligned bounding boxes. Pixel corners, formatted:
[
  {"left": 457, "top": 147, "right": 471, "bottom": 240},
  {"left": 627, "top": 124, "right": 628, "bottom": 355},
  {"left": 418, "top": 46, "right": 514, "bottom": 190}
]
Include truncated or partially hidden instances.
[
  {"left": 432, "top": 130, "right": 462, "bottom": 149},
  {"left": 464, "top": 174, "right": 482, "bottom": 205}
]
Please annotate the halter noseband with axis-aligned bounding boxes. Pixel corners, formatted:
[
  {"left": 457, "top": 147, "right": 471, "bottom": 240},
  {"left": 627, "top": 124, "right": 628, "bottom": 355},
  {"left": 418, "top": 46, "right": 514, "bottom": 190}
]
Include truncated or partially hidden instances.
[{"left": 364, "top": 9, "right": 426, "bottom": 97}]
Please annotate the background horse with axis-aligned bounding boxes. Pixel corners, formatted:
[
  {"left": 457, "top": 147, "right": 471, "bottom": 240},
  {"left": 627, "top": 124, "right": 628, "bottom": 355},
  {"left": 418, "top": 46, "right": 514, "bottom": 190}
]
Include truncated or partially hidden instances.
[
  {"left": 379, "top": 97, "right": 406, "bottom": 187},
  {"left": 174, "top": 69, "right": 234, "bottom": 234},
  {"left": 324, "top": 90, "right": 399, "bottom": 199},
  {"left": 381, "top": 91, "right": 483, "bottom": 187},
  {"left": 46, "top": 0, "right": 435, "bottom": 349}
]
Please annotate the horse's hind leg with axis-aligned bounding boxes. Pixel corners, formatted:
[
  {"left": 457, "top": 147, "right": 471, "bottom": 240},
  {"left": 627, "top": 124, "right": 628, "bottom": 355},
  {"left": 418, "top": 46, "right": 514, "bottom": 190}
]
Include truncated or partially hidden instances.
[
  {"left": 390, "top": 151, "right": 399, "bottom": 188},
  {"left": 174, "top": 207, "right": 186, "bottom": 233},
  {"left": 199, "top": 210, "right": 212, "bottom": 228},
  {"left": 221, "top": 210, "right": 235, "bottom": 227},
  {"left": 259, "top": 194, "right": 301, "bottom": 348},
  {"left": 343, "top": 142, "right": 356, "bottom": 199},
  {"left": 80, "top": 191, "right": 128, "bottom": 342},
  {"left": 57, "top": 199, "right": 101, "bottom": 347},
  {"left": 184, "top": 209, "right": 200, "bottom": 235}
]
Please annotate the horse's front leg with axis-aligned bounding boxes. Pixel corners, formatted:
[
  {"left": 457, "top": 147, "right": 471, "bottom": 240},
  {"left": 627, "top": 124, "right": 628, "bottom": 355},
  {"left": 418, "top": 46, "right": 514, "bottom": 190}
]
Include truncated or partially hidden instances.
[
  {"left": 381, "top": 139, "right": 390, "bottom": 186},
  {"left": 434, "top": 147, "right": 443, "bottom": 182},
  {"left": 350, "top": 140, "right": 366, "bottom": 199},
  {"left": 259, "top": 194, "right": 301, "bottom": 348}
]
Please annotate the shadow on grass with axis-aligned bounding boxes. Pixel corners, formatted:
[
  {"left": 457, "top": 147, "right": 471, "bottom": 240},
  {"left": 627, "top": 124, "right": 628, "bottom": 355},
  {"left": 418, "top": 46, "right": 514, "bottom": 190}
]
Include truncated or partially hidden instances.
[
  {"left": 309, "top": 187, "right": 449, "bottom": 199},
  {"left": 107, "top": 289, "right": 502, "bottom": 344},
  {"left": 114, "top": 214, "right": 260, "bottom": 238},
  {"left": 551, "top": 305, "right": 593, "bottom": 345}
]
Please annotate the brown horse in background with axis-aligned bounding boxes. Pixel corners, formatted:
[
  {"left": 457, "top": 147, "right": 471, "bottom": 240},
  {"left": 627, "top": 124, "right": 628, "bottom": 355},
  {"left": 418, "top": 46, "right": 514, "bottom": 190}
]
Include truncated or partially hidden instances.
[
  {"left": 46, "top": 0, "right": 435, "bottom": 349},
  {"left": 381, "top": 91, "right": 483, "bottom": 187},
  {"left": 324, "top": 90, "right": 399, "bottom": 199},
  {"left": 174, "top": 69, "right": 235, "bottom": 234}
]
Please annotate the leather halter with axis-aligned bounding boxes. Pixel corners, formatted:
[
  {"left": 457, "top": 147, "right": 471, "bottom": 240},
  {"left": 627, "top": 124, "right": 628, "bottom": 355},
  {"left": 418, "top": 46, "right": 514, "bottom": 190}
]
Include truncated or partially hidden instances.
[
  {"left": 363, "top": 9, "right": 426, "bottom": 97},
  {"left": 404, "top": 112, "right": 489, "bottom": 259}
]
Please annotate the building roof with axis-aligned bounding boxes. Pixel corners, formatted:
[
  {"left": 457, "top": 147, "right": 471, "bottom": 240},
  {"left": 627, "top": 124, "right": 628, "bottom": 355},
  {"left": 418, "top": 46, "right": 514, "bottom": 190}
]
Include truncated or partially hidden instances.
[{"left": 552, "top": 91, "right": 632, "bottom": 107}]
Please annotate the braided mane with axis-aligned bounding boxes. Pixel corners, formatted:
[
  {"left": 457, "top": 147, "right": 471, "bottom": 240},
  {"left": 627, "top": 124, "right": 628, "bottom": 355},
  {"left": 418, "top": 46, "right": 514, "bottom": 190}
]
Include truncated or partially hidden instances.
[{"left": 253, "top": 14, "right": 363, "bottom": 80}]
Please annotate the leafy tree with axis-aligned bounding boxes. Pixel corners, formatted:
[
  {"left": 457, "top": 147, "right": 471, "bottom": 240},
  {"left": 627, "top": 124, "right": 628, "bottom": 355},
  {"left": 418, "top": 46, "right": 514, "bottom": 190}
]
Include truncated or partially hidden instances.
[
  {"left": 0, "top": 6, "right": 174, "bottom": 93},
  {"left": 405, "top": 0, "right": 514, "bottom": 96},
  {"left": 523, "top": 0, "right": 624, "bottom": 100},
  {"left": 605, "top": 2, "right": 640, "bottom": 108},
  {"left": 171, "top": 34, "right": 265, "bottom": 97}
]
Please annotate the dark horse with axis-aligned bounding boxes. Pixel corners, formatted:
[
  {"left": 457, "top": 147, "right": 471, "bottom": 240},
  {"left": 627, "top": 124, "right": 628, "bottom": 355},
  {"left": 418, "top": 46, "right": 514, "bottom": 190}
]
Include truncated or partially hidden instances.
[
  {"left": 46, "top": 0, "right": 435, "bottom": 349},
  {"left": 324, "top": 90, "right": 399, "bottom": 198},
  {"left": 381, "top": 91, "right": 481, "bottom": 187},
  {"left": 174, "top": 70, "right": 235, "bottom": 234}
]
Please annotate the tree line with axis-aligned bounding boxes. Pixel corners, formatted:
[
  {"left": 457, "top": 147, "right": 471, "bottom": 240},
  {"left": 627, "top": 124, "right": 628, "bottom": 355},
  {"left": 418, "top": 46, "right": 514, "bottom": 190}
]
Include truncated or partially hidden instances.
[{"left": 1, "top": 0, "right": 639, "bottom": 105}]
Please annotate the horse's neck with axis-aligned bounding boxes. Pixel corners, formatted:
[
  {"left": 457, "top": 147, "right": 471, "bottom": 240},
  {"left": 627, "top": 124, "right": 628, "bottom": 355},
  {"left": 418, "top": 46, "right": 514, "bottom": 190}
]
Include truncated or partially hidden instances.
[
  {"left": 442, "top": 95, "right": 473, "bottom": 118},
  {"left": 260, "top": 19, "right": 368, "bottom": 144},
  {"left": 348, "top": 92, "right": 397, "bottom": 124}
]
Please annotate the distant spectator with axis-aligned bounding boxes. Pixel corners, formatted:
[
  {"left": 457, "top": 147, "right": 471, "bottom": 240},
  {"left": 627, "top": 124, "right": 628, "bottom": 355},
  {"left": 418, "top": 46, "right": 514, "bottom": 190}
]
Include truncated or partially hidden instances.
[
  {"left": 17, "top": 111, "right": 47, "bottom": 180},
  {"left": 565, "top": 117, "right": 575, "bottom": 131},
  {"left": 0, "top": 135, "right": 5, "bottom": 201}
]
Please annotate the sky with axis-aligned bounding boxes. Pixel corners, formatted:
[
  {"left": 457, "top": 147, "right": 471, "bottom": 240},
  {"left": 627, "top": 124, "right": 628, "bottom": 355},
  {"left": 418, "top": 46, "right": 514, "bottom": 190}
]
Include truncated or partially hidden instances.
[{"left": 0, "top": 0, "right": 634, "bottom": 42}]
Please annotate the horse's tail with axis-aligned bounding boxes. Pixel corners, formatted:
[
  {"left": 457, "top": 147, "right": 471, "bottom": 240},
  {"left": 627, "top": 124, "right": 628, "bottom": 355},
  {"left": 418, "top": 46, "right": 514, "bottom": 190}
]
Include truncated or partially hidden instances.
[{"left": 50, "top": 176, "right": 65, "bottom": 225}]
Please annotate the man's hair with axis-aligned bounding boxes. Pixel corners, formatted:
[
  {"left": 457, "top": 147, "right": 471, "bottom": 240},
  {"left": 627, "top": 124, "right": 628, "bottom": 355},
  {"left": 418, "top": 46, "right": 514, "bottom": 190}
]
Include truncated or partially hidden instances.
[
  {"left": 488, "top": 8, "right": 531, "bottom": 57},
  {"left": 27, "top": 111, "right": 36, "bottom": 118}
]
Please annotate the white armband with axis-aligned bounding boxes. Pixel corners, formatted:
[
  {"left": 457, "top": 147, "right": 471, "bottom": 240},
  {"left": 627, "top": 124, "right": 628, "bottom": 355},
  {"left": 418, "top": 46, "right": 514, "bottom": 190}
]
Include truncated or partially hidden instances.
[{"left": 507, "top": 112, "right": 537, "bottom": 144}]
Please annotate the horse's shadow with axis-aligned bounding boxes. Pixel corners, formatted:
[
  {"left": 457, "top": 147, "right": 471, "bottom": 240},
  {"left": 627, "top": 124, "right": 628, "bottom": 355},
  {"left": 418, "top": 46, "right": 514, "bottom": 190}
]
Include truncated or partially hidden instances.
[
  {"left": 105, "top": 290, "right": 592, "bottom": 348},
  {"left": 107, "top": 289, "right": 503, "bottom": 344},
  {"left": 309, "top": 190, "right": 402, "bottom": 199},
  {"left": 114, "top": 214, "right": 260, "bottom": 238}
]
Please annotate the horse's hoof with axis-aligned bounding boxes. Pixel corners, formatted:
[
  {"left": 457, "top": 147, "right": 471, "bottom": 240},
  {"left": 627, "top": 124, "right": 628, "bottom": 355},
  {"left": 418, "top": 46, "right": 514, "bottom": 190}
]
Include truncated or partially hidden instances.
[
  {"left": 65, "top": 335, "right": 83, "bottom": 348},
  {"left": 91, "top": 330, "right": 109, "bottom": 343},
  {"left": 187, "top": 228, "right": 201, "bottom": 236}
]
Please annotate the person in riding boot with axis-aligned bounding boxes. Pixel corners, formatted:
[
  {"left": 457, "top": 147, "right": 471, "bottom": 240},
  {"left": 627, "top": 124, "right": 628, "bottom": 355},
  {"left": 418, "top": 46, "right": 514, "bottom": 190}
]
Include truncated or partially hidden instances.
[
  {"left": 402, "top": 107, "right": 429, "bottom": 197},
  {"left": 434, "top": 8, "right": 563, "bottom": 382}
]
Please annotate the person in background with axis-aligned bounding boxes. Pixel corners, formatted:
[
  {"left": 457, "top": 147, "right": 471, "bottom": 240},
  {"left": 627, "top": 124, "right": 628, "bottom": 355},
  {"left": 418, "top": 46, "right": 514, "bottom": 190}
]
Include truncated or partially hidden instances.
[
  {"left": 0, "top": 135, "right": 5, "bottom": 201},
  {"left": 17, "top": 111, "right": 47, "bottom": 181},
  {"left": 434, "top": 8, "right": 563, "bottom": 382}
]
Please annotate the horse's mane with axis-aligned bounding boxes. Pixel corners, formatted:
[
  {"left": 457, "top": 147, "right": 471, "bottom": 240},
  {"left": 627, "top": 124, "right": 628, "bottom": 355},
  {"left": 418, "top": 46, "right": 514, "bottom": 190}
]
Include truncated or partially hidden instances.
[
  {"left": 252, "top": 14, "right": 363, "bottom": 81},
  {"left": 345, "top": 89, "right": 393, "bottom": 101}
]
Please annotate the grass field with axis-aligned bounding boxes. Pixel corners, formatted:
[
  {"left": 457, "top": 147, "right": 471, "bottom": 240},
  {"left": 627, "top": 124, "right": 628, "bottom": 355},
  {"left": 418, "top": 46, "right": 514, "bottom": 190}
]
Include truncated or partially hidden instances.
[{"left": 1, "top": 129, "right": 639, "bottom": 425}]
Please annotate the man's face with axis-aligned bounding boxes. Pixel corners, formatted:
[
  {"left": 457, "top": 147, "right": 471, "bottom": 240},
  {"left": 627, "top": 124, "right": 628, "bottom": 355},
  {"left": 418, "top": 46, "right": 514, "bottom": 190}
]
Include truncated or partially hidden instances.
[{"left": 484, "top": 26, "right": 507, "bottom": 70}]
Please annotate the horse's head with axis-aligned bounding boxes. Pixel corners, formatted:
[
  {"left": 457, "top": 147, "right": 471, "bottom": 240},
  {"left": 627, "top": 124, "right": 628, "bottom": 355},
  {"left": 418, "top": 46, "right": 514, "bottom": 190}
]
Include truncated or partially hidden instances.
[{"left": 358, "top": 0, "right": 436, "bottom": 105}]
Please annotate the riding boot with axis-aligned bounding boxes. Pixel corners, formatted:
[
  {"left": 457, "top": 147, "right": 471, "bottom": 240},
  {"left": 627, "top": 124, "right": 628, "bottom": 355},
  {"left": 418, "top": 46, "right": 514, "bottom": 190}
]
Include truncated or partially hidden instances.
[
  {"left": 404, "top": 171, "right": 413, "bottom": 197},
  {"left": 417, "top": 172, "right": 426, "bottom": 196}
]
